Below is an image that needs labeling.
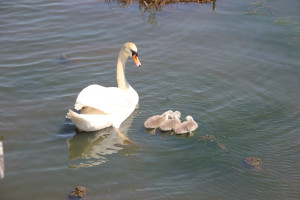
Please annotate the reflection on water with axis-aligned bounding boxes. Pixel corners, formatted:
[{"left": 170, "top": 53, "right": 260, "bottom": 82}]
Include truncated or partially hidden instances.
[
  {"left": 67, "top": 128, "right": 114, "bottom": 168},
  {"left": 67, "top": 111, "right": 137, "bottom": 168}
]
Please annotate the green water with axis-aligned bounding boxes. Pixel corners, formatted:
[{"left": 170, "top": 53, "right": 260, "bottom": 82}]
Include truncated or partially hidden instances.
[{"left": 0, "top": 0, "right": 299, "bottom": 199}]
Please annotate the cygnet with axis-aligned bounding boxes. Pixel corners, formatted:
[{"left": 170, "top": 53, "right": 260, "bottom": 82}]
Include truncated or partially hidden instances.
[
  {"left": 144, "top": 110, "right": 173, "bottom": 129},
  {"left": 160, "top": 111, "right": 181, "bottom": 131},
  {"left": 174, "top": 115, "right": 198, "bottom": 134}
]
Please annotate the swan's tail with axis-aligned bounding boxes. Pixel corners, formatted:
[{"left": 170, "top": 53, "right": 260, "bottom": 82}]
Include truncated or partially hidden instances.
[
  {"left": 66, "top": 109, "right": 112, "bottom": 132},
  {"left": 67, "top": 109, "right": 87, "bottom": 131}
]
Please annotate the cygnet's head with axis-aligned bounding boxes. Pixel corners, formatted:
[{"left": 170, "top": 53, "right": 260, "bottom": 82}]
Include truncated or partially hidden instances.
[
  {"left": 122, "top": 42, "right": 141, "bottom": 67},
  {"left": 186, "top": 115, "right": 194, "bottom": 121},
  {"left": 173, "top": 111, "right": 181, "bottom": 119},
  {"left": 162, "top": 110, "right": 174, "bottom": 118},
  {"left": 166, "top": 110, "right": 174, "bottom": 117}
]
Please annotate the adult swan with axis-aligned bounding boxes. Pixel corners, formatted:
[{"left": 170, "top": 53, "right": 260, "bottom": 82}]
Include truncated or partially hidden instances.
[{"left": 67, "top": 42, "right": 141, "bottom": 139}]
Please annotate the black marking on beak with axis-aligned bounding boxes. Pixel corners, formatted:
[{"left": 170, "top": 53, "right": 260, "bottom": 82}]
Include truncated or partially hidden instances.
[{"left": 131, "top": 50, "right": 138, "bottom": 57}]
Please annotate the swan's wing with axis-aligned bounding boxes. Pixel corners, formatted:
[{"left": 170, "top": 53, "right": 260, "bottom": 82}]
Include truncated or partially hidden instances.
[{"left": 75, "top": 84, "right": 131, "bottom": 114}]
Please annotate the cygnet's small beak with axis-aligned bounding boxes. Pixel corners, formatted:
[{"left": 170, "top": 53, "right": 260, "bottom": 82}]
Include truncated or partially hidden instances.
[{"left": 132, "top": 54, "right": 141, "bottom": 68}]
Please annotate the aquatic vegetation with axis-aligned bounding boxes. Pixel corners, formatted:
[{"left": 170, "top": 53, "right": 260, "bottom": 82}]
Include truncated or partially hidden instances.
[
  {"left": 106, "top": 0, "right": 217, "bottom": 11},
  {"left": 106, "top": 0, "right": 216, "bottom": 25},
  {"left": 216, "top": 142, "right": 229, "bottom": 153},
  {"left": 273, "top": 17, "right": 299, "bottom": 26},
  {"left": 273, "top": 16, "right": 300, "bottom": 46},
  {"left": 68, "top": 186, "right": 88, "bottom": 200},
  {"left": 140, "top": 0, "right": 216, "bottom": 10},
  {"left": 200, "top": 135, "right": 217, "bottom": 143},
  {"left": 245, "top": 1, "right": 278, "bottom": 15},
  {"left": 200, "top": 135, "right": 229, "bottom": 153},
  {"left": 243, "top": 156, "right": 262, "bottom": 170}
]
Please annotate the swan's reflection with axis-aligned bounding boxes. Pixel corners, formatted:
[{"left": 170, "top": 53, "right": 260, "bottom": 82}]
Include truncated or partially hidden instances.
[{"left": 67, "top": 111, "right": 137, "bottom": 168}]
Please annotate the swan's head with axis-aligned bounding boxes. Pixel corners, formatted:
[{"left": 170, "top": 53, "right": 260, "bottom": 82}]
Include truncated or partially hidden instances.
[
  {"left": 122, "top": 42, "right": 141, "bottom": 67},
  {"left": 186, "top": 115, "right": 194, "bottom": 121}
]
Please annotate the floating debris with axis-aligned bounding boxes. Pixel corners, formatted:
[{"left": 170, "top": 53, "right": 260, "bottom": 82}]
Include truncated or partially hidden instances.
[
  {"left": 200, "top": 135, "right": 229, "bottom": 153},
  {"left": 68, "top": 186, "right": 88, "bottom": 200},
  {"left": 59, "top": 54, "right": 71, "bottom": 64},
  {"left": 243, "top": 156, "right": 262, "bottom": 170}
]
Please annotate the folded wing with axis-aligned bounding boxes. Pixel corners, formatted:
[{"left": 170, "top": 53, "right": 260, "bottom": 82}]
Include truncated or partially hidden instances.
[{"left": 75, "top": 84, "right": 131, "bottom": 114}]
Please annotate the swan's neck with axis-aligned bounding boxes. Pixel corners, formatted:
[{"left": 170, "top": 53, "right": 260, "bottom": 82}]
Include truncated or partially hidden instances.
[{"left": 116, "top": 51, "right": 129, "bottom": 91}]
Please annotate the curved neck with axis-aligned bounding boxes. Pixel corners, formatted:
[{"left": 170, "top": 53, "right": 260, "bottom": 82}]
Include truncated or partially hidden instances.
[{"left": 116, "top": 51, "right": 129, "bottom": 90}]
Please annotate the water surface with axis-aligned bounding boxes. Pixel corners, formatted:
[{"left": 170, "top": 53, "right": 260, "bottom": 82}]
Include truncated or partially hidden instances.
[{"left": 0, "top": 0, "right": 300, "bottom": 199}]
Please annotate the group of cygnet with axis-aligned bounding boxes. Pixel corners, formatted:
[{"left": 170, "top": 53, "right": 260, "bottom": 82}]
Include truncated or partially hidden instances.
[{"left": 144, "top": 110, "right": 198, "bottom": 135}]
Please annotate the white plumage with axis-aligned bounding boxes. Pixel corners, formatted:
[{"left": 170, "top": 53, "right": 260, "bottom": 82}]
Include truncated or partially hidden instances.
[
  {"left": 67, "top": 42, "right": 141, "bottom": 135},
  {"left": 74, "top": 85, "right": 132, "bottom": 113}
]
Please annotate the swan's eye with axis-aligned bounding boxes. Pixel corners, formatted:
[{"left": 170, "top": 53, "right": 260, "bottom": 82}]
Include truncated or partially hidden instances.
[{"left": 131, "top": 50, "right": 138, "bottom": 57}]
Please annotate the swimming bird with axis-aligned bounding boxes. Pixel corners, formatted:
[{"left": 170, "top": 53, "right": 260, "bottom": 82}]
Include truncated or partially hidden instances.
[
  {"left": 144, "top": 110, "right": 174, "bottom": 129},
  {"left": 174, "top": 115, "right": 198, "bottom": 135},
  {"left": 160, "top": 111, "right": 181, "bottom": 131},
  {"left": 67, "top": 42, "right": 141, "bottom": 140}
]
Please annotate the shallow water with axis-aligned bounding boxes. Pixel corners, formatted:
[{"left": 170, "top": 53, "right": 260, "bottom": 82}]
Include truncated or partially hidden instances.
[{"left": 0, "top": 0, "right": 300, "bottom": 199}]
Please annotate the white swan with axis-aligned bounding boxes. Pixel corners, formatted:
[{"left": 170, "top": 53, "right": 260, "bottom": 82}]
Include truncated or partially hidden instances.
[
  {"left": 67, "top": 42, "right": 141, "bottom": 139},
  {"left": 160, "top": 111, "right": 181, "bottom": 131},
  {"left": 174, "top": 115, "right": 198, "bottom": 135}
]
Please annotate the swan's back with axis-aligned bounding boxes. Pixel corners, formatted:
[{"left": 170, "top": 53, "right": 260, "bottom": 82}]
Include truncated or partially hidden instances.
[{"left": 75, "top": 84, "right": 132, "bottom": 114}]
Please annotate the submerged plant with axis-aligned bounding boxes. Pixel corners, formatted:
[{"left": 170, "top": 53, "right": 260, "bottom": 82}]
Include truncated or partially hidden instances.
[
  {"left": 106, "top": 0, "right": 217, "bottom": 12},
  {"left": 273, "top": 17, "right": 299, "bottom": 26},
  {"left": 245, "top": 1, "right": 278, "bottom": 16},
  {"left": 200, "top": 135, "right": 229, "bottom": 153}
]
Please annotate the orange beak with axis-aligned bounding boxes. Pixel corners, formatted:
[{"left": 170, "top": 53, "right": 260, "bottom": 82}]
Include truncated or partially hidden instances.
[{"left": 132, "top": 54, "right": 141, "bottom": 67}]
